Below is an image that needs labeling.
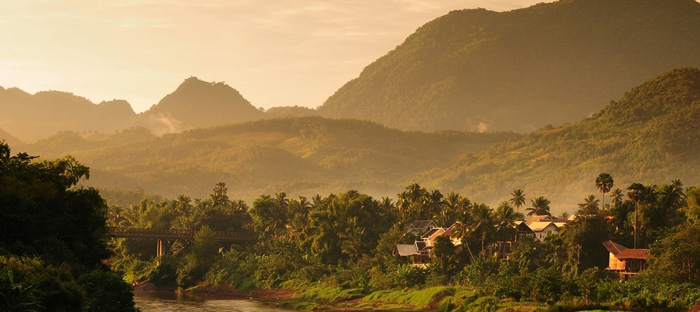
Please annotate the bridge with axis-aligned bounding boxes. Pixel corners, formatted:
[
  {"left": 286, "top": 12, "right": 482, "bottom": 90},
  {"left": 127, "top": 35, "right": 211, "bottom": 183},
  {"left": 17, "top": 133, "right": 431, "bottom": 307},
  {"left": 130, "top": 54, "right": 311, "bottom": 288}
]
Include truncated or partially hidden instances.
[{"left": 106, "top": 227, "right": 257, "bottom": 261}]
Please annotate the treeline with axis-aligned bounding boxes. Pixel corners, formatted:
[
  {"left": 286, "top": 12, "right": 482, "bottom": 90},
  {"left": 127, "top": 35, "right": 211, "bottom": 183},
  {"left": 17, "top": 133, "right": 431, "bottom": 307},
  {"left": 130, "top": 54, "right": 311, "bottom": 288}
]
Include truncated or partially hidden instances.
[
  {"left": 0, "top": 142, "right": 137, "bottom": 312},
  {"left": 110, "top": 175, "right": 700, "bottom": 311}
]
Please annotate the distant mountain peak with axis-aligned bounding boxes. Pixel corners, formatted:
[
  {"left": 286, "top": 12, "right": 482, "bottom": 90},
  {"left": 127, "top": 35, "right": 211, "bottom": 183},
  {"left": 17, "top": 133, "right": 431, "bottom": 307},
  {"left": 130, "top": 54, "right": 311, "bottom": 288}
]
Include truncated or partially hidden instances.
[{"left": 136, "top": 77, "right": 263, "bottom": 135}]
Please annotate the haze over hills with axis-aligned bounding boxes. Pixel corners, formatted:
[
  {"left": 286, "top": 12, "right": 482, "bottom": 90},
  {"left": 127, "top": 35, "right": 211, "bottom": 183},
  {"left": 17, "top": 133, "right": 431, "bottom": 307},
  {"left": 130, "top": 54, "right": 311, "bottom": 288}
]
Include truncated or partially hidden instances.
[
  {"left": 134, "top": 77, "right": 265, "bottom": 135},
  {"left": 4, "top": 0, "right": 700, "bottom": 143},
  {"left": 0, "top": 77, "right": 267, "bottom": 142},
  {"left": 14, "top": 117, "right": 518, "bottom": 202},
  {"left": 424, "top": 67, "right": 700, "bottom": 214},
  {"left": 0, "top": 86, "right": 136, "bottom": 142},
  {"left": 318, "top": 0, "right": 700, "bottom": 133},
  {"left": 3, "top": 68, "right": 700, "bottom": 212}
]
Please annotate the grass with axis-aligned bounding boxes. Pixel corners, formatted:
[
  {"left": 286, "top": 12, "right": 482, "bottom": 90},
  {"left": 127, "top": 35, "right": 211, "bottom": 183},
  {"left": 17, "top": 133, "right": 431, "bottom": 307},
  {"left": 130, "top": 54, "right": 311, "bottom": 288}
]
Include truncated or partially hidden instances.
[{"left": 363, "top": 286, "right": 458, "bottom": 309}]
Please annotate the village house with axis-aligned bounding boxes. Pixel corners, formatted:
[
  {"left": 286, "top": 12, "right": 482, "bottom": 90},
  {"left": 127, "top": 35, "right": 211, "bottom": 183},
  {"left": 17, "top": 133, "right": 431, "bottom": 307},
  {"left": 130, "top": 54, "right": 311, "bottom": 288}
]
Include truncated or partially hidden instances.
[
  {"left": 603, "top": 240, "right": 649, "bottom": 281},
  {"left": 395, "top": 215, "right": 570, "bottom": 264},
  {"left": 404, "top": 220, "right": 439, "bottom": 237},
  {"left": 394, "top": 240, "right": 430, "bottom": 265}
]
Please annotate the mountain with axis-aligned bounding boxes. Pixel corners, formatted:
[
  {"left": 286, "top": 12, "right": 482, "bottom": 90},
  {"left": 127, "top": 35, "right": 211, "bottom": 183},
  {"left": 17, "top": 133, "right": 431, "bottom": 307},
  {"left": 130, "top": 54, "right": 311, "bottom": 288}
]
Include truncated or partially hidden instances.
[
  {"left": 318, "top": 0, "right": 700, "bottom": 133},
  {"left": 0, "top": 87, "right": 136, "bottom": 142},
  {"left": 18, "top": 117, "right": 518, "bottom": 202},
  {"left": 423, "top": 68, "right": 700, "bottom": 214},
  {"left": 135, "top": 77, "right": 265, "bottom": 135}
]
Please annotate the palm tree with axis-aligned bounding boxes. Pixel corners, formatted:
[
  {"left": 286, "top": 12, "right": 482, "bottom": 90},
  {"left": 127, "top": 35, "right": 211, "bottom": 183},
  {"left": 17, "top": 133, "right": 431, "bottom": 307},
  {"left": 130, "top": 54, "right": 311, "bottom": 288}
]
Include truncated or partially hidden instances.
[
  {"left": 340, "top": 216, "right": 365, "bottom": 260},
  {"left": 444, "top": 192, "right": 471, "bottom": 226},
  {"left": 627, "top": 183, "right": 657, "bottom": 248},
  {"left": 576, "top": 194, "right": 600, "bottom": 215},
  {"left": 450, "top": 220, "right": 475, "bottom": 262},
  {"left": 596, "top": 173, "right": 614, "bottom": 210},
  {"left": 495, "top": 202, "right": 518, "bottom": 241},
  {"left": 471, "top": 203, "right": 496, "bottom": 255},
  {"left": 510, "top": 189, "right": 526, "bottom": 213},
  {"left": 659, "top": 179, "right": 685, "bottom": 224},
  {"left": 426, "top": 189, "right": 445, "bottom": 221},
  {"left": 526, "top": 196, "right": 551, "bottom": 217},
  {"left": 609, "top": 189, "right": 624, "bottom": 208}
]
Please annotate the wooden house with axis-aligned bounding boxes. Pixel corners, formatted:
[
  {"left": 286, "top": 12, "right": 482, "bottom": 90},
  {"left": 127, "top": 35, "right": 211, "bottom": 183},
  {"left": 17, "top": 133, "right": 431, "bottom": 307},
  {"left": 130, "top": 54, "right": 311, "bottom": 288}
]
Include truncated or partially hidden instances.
[{"left": 603, "top": 240, "right": 649, "bottom": 281}]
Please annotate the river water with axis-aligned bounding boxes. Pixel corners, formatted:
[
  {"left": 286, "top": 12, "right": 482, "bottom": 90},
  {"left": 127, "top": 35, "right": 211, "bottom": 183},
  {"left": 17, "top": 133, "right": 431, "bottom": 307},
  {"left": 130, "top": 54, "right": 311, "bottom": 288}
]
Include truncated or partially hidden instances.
[{"left": 134, "top": 293, "right": 290, "bottom": 312}]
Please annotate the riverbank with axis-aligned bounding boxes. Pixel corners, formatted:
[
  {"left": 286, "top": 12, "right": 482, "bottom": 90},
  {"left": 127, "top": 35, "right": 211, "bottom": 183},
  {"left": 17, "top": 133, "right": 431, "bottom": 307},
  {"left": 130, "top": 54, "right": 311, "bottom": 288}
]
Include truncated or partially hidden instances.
[{"left": 132, "top": 283, "right": 545, "bottom": 311}]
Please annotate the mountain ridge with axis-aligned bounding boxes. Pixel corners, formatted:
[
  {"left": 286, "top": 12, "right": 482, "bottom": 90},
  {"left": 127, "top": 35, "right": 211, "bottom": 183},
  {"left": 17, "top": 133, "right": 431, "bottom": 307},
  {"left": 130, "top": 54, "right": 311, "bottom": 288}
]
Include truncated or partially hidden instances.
[{"left": 318, "top": 0, "right": 700, "bottom": 133}]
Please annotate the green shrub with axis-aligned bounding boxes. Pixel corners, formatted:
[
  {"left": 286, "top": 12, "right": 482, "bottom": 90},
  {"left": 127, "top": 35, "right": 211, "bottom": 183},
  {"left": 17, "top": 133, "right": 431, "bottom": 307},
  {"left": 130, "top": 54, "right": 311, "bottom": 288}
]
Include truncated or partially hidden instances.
[{"left": 78, "top": 269, "right": 138, "bottom": 312}]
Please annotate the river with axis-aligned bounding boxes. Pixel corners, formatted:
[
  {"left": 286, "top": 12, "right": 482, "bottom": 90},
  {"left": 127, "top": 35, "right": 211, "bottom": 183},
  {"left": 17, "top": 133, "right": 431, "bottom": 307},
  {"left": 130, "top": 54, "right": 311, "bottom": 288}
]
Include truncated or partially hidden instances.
[{"left": 134, "top": 293, "right": 290, "bottom": 312}]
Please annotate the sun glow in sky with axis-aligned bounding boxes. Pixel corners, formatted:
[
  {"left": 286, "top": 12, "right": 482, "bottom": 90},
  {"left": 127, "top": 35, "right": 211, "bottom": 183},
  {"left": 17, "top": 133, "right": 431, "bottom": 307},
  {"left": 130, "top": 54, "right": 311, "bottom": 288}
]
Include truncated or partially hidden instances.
[{"left": 0, "top": 1, "right": 551, "bottom": 113}]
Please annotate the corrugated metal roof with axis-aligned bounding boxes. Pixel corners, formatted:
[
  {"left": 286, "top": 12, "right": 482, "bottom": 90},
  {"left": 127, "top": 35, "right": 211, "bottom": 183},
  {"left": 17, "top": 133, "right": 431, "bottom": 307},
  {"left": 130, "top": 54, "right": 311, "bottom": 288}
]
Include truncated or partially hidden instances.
[
  {"left": 617, "top": 249, "right": 648, "bottom": 259},
  {"left": 602, "top": 240, "right": 648, "bottom": 259},
  {"left": 602, "top": 240, "right": 627, "bottom": 256},
  {"left": 529, "top": 221, "right": 557, "bottom": 232},
  {"left": 395, "top": 244, "right": 419, "bottom": 256}
]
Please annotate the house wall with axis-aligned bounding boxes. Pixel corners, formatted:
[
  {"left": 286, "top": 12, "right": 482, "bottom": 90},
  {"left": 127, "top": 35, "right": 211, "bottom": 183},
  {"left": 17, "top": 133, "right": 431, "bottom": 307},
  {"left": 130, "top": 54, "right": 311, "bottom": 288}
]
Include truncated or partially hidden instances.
[{"left": 608, "top": 253, "right": 626, "bottom": 270}]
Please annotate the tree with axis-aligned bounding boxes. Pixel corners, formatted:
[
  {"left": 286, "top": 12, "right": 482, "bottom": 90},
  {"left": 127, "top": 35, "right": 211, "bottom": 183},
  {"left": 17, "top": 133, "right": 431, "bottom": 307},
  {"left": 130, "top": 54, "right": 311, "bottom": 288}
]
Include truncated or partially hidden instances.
[
  {"left": 595, "top": 173, "right": 614, "bottom": 210},
  {"left": 495, "top": 202, "right": 518, "bottom": 241},
  {"left": 443, "top": 192, "right": 470, "bottom": 227},
  {"left": 526, "top": 196, "right": 552, "bottom": 217},
  {"left": 627, "top": 183, "right": 657, "bottom": 248},
  {"left": 648, "top": 224, "right": 700, "bottom": 284},
  {"left": 249, "top": 195, "right": 289, "bottom": 240},
  {"left": 510, "top": 189, "right": 526, "bottom": 213},
  {"left": 471, "top": 203, "right": 496, "bottom": 255},
  {"left": 425, "top": 189, "right": 445, "bottom": 222},
  {"left": 610, "top": 188, "right": 624, "bottom": 208},
  {"left": 0, "top": 142, "right": 109, "bottom": 267},
  {"left": 576, "top": 194, "right": 600, "bottom": 215},
  {"left": 658, "top": 179, "right": 685, "bottom": 227}
]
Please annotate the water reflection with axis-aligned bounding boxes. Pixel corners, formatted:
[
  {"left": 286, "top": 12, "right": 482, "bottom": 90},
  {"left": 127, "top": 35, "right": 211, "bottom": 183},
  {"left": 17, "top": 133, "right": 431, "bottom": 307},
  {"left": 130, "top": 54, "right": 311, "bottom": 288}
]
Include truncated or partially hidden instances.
[{"left": 135, "top": 293, "right": 289, "bottom": 312}]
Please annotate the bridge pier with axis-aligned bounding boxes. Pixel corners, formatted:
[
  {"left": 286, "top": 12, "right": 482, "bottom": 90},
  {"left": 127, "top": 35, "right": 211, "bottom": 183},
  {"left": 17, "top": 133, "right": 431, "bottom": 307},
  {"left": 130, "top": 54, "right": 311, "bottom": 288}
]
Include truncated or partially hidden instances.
[{"left": 156, "top": 239, "right": 164, "bottom": 265}]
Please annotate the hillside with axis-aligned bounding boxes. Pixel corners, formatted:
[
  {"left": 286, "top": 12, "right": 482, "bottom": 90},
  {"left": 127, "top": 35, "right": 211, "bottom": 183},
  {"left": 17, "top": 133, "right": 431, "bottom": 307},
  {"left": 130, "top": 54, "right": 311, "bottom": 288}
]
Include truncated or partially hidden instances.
[
  {"left": 318, "top": 0, "right": 700, "bottom": 133},
  {"left": 424, "top": 68, "right": 700, "bottom": 213},
  {"left": 0, "top": 87, "right": 136, "bottom": 142},
  {"left": 18, "top": 117, "right": 518, "bottom": 202},
  {"left": 135, "top": 77, "right": 265, "bottom": 135}
]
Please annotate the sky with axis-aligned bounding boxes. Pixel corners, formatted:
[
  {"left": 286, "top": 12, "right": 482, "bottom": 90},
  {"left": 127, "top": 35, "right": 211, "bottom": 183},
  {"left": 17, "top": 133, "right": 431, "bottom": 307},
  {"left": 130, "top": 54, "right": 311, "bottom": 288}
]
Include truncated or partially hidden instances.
[{"left": 0, "top": 1, "right": 551, "bottom": 113}]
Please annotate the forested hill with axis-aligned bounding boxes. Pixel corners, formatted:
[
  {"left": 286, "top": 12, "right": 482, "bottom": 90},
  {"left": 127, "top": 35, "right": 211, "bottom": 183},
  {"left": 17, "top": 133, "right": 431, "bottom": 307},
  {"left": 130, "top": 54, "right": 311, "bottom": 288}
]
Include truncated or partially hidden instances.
[
  {"left": 18, "top": 117, "right": 518, "bottom": 202},
  {"left": 135, "top": 77, "right": 265, "bottom": 135},
  {"left": 0, "top": 87, "right": 136, "bottom": 142},
  {"left": 318, "top": 0, "right": 700, "bottom": 133},
  {"left": 425, "top": 68, "right": 700, "bottom": 213}
]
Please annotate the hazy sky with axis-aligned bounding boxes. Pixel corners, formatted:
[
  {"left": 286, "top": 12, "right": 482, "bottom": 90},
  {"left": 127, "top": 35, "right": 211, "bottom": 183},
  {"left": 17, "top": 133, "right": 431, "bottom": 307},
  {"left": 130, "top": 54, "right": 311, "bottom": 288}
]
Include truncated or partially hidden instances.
[{"left": 0, "top": 1, "right": 550, "bottom": 113}]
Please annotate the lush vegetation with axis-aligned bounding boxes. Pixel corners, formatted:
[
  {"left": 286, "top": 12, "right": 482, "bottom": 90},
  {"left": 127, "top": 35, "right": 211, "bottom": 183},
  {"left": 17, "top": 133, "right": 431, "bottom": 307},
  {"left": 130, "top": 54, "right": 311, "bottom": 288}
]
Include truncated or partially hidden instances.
[
  {"left": 16, "top": 116, "right": 517, "bottom": 201},
  {"left": 109, "top": 176, "right": 700, "bottom": 311},
  {"left": 0, "top": 142, "right": 137, "bottom": 312},
  {"left": 319, "top": 0, "right": 700, "bottom": 133},
  {"left": 428, "top": 67, "right": 700, "bottom": 212}
]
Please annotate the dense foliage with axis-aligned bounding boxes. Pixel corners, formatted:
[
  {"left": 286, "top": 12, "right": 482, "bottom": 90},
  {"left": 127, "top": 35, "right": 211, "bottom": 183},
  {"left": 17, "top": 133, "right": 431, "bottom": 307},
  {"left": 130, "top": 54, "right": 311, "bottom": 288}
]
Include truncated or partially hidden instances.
[
  {"left": 110, "top": 177, "right": 700, "bottom": 311},
  {"left": 0, "top": 142, "right": 137, "bottom": 312}
]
